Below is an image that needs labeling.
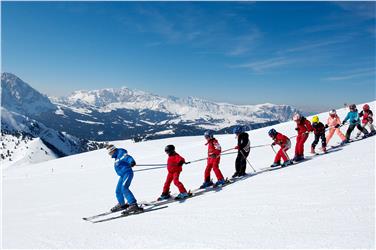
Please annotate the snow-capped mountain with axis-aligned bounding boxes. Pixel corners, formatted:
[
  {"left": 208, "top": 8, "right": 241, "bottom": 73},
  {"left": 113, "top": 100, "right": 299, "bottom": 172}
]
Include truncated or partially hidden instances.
[
  {"left": 54, "top": 88, "right": 297, "bottom": 127},
  {"left": 0, "top": 132, "right": 58, "bottom": 169},
  {"left": 1, "top": 107, "right": 105, "bottom": 166},
  {"left": 1, "top": 72, "right": 298, "bottom": 143},
  {"left": 1, "top": 73, "right": 55, "bottom": 115}
]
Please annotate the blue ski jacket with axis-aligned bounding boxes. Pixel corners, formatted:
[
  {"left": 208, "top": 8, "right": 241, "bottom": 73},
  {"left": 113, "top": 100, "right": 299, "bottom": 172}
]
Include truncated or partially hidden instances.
[
  {"left": 343, "top": 111, "right": 361, "bottom": 125},
  {"left": 111, "top": 148, "right": 136, "bottom": 176}
]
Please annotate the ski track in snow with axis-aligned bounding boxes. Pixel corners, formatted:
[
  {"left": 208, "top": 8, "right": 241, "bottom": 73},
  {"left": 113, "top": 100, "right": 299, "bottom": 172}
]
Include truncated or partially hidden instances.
[{"left": 2, "top": 102, "right": 375, "bottom": 248}]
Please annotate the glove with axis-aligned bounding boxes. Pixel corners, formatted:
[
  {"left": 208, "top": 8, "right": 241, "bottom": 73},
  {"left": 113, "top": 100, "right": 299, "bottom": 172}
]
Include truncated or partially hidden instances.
[
  {"left": 209, "top": 153, "right": 217, "bottom": 158},
  {"left": 335, "top": 124, "right": 340, "bottom": 128},
  {"left": 235, "top": 146, "right": 239, "bottom": 150},
  {"left": 295, "top": 127, "right": 299, "bottom": 131},
  {"left": 324, "top": 124, "right": 328, "bottom": 129}
]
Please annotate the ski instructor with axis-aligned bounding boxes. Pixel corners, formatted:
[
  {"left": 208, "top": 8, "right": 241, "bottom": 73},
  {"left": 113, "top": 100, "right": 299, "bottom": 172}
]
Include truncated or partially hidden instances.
[
  {"left": 233, "top": 126, "right": 250, "bottom": 178},
  {"left": 106, "top": 145, "right": 142, "bottom": 214}
]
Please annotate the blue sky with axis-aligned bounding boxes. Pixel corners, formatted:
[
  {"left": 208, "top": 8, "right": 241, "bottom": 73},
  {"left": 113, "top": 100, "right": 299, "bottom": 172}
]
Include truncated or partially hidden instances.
[{"left": 2, "top": 1, "right": 375, "bottom": 112}]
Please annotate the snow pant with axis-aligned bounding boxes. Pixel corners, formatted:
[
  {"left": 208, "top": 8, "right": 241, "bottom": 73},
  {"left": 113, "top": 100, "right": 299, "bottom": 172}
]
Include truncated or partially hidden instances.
[
  {"left": 346, "top": 123, "right": 368, "bottom": 140},
  {"left": 162, "top": 170, "right": 187, "bottom": 194},
  {"left": 274, "top": 141, "right": 291, "bottom": 163},
  {"left": 235, "top": 151, "right": 249, "bottom": 175},
  {"left": 116, "top": 171, "right": 137, "bottom": 205},
  {"left": 356, "top": 122, "right": 375, "bottom": 137},
  {"left": 295, "top": 133, "right": 309, "bottom": 157},
  {"left": 312, "top": 133, "right": 326, "bottom": 149},
  {"left": 204, "top": 157, "right": 224, "bottom": 182},
  {"left": 326, "top": 127, "right": 346, "bottom": 145}
]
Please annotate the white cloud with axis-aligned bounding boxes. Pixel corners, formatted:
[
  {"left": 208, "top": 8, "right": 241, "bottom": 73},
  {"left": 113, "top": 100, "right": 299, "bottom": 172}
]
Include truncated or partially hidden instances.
[{"left": 323, "top": 68, "right": 375, "bottom": 81}]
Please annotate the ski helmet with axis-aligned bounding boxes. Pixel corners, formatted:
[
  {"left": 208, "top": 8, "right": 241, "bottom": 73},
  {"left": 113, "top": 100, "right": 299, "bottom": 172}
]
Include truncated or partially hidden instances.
[
  {"left": 164, "top": 144, "right": 175, "bottom": 155},
  {"left": 349, "top": 104, "right": 356, "bottom": 111},
  {"left": 363, "top": 104, "right": 370, "bottom": 111},
  {"left": 311, "top": 115, "right": 319, "bottom": 123},
  {"left": 329, "top": 109, "right": 337, "bottom": 116},
  {"left": 293, "top": 113, "right": 301, "bottom": 122},
  {"left": 268, "top": 128, "right": 277, "bottom": 138},
  {"left": 233, "top": 126, "right": 244, "bottom": 134},
  {"left": 204, "top": 130, "right": 214, "bottom": 139},
  {"left": 106, "top": 144, "right": 117, "bottom": 155}
]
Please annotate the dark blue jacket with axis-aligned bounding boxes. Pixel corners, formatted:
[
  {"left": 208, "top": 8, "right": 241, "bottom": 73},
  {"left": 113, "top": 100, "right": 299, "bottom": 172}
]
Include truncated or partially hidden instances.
[{"left": 112, "top": 149, "right": 136, "bottom": 176}]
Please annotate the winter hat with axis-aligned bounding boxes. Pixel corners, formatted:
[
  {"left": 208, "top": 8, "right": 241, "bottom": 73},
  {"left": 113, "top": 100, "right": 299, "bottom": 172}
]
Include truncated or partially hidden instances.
[{"left": 106, "top": 144, "right": 117, "bottom": 155}]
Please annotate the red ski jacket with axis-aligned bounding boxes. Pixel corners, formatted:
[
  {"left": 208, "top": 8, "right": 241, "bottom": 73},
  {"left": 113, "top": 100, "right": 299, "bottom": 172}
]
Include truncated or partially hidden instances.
[
  {"left": 295, "top": 117, "right": 313, "bottom": 135},
  {"left": 167, "top": 153, "right": 185, "bottom": 172},
  {"left": 273, "top": 133, "right": 290, "bottom": 147},
  {"left": 206, "top": 138, "right": 221, "bottom": 158},
  {"left": 359, "top": 110, "right": 373, "bottom": 124}
]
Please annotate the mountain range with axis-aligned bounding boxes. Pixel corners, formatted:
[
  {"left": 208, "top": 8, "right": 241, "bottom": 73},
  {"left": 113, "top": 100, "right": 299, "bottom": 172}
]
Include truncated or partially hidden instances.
[{"left": 1, "top": 72, "right": 299, "bottom": 164}]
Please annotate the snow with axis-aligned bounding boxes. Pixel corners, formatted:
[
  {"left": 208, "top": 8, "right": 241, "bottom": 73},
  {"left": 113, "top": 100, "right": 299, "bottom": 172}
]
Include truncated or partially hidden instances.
[
  {"left": 75, "top": 119, "right": 104, "bottom": 125},
  {"left": 2, "top": 102, "right": 375, "bottom": 248},
  {"left": 0, "top": 135, "right": 58, "bottom": 169},
  {"left": 154, "top": 129, "right": 174, "bottom": 135},
  {"left": 54, "top": 86, "right": 298, "bottom": 129}
]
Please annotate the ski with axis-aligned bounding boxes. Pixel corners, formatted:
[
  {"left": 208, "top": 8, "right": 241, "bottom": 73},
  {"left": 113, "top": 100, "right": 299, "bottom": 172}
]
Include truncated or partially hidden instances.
[
  {"left": 83, "top": 210, "right": 118, "bottom": 221},
  {"left": 90, "top": 205, "right": 168, "bottom": 223},
  {"left": 140, "top": 191, "right": 198, "bottom": 207}
]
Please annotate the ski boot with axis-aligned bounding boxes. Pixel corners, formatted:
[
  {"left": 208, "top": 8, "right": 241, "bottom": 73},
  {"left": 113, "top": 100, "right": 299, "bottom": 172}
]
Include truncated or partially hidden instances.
[
  {"left": 110, "top": 203, "right": 129, "bottom": 212},
  {"left": 199, "top": 180, "right": 214, "bottom": 189},
  {"left": 213, "top": 179, "right": 226, "bottom": 188},
  {"left": 340, "top": 140, "right": 347, "bottom": 146},
  {"left": 294, "top": 155, "right": 304, "bottom": 162},
  {"left": 321, "top": 147, "right": 327, "bottom": 153},
  {"left": 362, "top": 133, "right": 370, "bottom": 139},
  {"left": 121, "top": 203, "right": 143, "bottom": 215},
  {"left": 174, "top": 192, "right": 190, "bottom": 200},
  {"left": 282, "top": 160, "right": 293, "bottom": 167},
  {"left": 158, "top": 192, "right": 171, "bottom": 201},
  {"left": 238, "top": 172, "right": 247, "bottom": 177},
  {"left": 232, "top": 172, "right": 239, "bottom": 178},
  {"left": 310, "top": 147, "right": 316, "bottom": 154},
  {"left": 270, "top": 161, "right": 281, "bottom": 168}
]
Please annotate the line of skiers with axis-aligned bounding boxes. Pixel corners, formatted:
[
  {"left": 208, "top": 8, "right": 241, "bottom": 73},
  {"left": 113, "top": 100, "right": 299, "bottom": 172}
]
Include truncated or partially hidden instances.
[{"left": 105, "top": 103, "right": 374, "bottom": 214}]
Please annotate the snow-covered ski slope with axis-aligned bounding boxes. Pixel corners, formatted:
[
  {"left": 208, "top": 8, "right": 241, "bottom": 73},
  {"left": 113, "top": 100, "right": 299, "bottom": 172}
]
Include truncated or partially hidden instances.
[{"left": 3, "top": 102, "right": 375, "bottom": 248}]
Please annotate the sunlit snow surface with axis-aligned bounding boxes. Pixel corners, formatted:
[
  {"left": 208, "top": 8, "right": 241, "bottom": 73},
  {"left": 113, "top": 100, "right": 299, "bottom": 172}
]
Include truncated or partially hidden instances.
[{"left": 3, "top": 102, "right": 375, "bottom": 248}]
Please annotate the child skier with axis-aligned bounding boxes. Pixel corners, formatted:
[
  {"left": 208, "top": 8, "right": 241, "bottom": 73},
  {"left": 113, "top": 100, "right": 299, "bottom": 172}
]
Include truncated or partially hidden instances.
[
  {"left": 342, "top": 104, "right": 369, "bottom": 142},
  {"left": 158, "top": 145, "right": 190, "bottom": 200},
  {"left": 357, "top": 104, "right": 375, "bottom": 137},
  {"left": 325, "top": 109, "right": 346, "bottom": 146},
  {"left": 311, "top": 116, "right": 327, "bottom": 154},
  {"left": 106, "top": 145, "right": 142, "bottom": 213},
  {"left": 200, "top": 130, "right": 225, "bottom": 188},
  {"left": 268, "top": 129, "right": 292, "bottom": 167},
  {"left": 233, "top": 126, "right": 250, "bottom": 178},
  {"left": 292, "top": 113, "right": 313, "bottom": 162}
]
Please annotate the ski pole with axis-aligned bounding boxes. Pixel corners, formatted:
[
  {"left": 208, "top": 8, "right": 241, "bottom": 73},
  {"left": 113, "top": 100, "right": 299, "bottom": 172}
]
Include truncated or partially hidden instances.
[
  {"left": 271, "top": 145, "right": 277, "bottom": 154},
  {"left": 251, "top": 144, "right": 271, "bottom": 149},
  {"left": 240, "top": 150, "right": 256, "bottom": 173},
  {"left": 222, "top": 148, "right": 235, "bottom": 153},
  {"left": 136, "top": 163, "right": 167, "bottom": 167},
  {"left": 134, "top": 165, "right": 166, "bottom": 173}
]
